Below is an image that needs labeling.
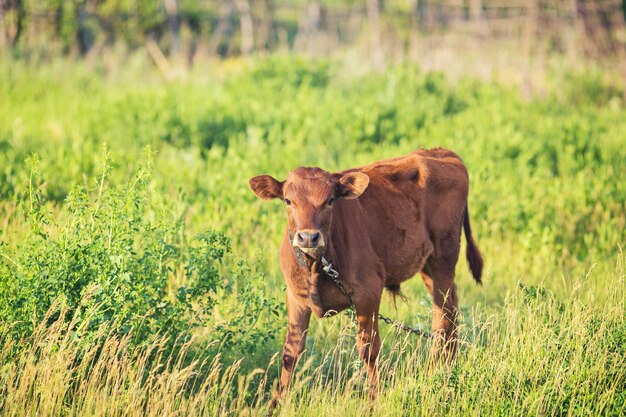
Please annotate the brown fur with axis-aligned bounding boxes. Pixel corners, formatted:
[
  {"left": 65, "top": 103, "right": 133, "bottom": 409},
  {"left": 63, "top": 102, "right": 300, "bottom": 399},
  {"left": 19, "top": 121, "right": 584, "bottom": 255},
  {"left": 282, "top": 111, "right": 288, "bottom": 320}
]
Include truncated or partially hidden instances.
[{"left": 249, "top": 147, "right": 483, "bottom": 404}]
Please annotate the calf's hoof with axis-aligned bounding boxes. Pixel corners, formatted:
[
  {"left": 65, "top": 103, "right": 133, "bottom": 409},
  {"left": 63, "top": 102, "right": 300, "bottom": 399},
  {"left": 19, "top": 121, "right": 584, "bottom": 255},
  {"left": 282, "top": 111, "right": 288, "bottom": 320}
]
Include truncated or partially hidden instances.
[{"left": 369, "top": 384, "right": 378, "bottom": 401}]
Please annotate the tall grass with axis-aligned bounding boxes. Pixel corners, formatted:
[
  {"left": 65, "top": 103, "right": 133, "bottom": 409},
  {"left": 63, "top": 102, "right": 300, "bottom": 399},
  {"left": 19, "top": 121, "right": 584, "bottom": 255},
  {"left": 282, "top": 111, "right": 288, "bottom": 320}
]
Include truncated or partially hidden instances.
[
  {"left": 0, "top": 56, "right": 625, "bottom": 415},
  {"left": 1, "top": 254, "right": 623, "bottom": 416}
]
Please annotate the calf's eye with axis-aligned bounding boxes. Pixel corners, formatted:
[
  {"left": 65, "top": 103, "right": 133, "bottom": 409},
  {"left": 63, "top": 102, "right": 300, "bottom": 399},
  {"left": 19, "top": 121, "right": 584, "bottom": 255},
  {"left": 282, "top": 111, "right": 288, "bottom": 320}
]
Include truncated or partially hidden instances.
[
  {"left": 327, "top": 197, "right": 335, "bottom": 206},
  {"left": 284, "top": 198, "right": 292, "bottom": 206}
]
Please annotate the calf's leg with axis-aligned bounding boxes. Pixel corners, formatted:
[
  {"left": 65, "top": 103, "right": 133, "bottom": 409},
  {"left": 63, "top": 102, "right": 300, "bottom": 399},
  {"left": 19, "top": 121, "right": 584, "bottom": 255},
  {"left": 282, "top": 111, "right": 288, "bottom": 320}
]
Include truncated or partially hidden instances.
[
  {"left": 272, "top": 291, "right": 311, "bottom": 406},
  {"left": 431, "top": 277, "right": 458, "bottom": 360},
  {"left": 422, "top": 262, "right": 459, "bottom": 362},
  {"left": 355, "top": 295, "right": 382, "bottom": 399}
]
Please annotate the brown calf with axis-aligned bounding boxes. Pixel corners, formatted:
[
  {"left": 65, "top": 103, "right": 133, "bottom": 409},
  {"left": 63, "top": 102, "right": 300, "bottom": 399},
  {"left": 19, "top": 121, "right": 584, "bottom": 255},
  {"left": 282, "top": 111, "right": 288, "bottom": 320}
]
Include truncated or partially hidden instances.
[{"left": 249, "top": 147, "right": 483, "bottom": 402}]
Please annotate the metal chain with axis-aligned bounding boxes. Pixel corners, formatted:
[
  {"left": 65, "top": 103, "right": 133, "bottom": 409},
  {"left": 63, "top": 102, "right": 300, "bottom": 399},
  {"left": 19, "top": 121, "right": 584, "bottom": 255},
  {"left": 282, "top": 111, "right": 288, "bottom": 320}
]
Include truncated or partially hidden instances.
[{"left": 321, "top": 256, "right": 432, "bottom": 339}]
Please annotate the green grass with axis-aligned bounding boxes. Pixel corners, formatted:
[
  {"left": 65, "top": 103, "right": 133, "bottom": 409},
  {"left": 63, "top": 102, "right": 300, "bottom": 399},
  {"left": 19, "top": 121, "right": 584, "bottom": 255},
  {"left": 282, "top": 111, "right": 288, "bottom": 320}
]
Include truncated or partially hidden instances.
[{"left": 0, "top": 55, "right": 625, "bottom": 416}]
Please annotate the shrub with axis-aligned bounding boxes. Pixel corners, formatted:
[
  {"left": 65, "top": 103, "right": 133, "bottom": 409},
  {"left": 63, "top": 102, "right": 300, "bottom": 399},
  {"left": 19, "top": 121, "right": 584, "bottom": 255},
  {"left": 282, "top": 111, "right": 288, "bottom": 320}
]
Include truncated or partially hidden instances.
[{"left": 0, "top": 150, "right": 281, "bottom": 359}]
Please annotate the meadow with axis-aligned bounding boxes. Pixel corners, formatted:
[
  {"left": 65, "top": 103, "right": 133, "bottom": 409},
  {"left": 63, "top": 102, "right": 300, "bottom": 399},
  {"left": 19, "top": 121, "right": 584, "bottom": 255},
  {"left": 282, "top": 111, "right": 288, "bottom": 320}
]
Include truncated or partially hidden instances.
[{"left": 0, "top": 55, "right": 625, "bottom": 416}]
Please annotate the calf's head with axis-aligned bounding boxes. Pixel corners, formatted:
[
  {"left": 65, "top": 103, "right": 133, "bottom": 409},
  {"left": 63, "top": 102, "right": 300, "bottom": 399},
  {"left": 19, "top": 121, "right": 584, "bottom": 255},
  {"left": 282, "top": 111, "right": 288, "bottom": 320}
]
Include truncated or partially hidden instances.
[{"left": 249, "top": 167, "right": 369, "bottom": 258}]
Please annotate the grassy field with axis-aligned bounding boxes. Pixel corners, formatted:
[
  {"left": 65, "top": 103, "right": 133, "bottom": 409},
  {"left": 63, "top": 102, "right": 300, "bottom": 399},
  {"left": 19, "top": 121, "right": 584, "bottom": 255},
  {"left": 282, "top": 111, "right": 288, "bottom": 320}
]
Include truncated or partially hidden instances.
[{"left": 0, "top": 55, "right": 625, "bottom": 416}]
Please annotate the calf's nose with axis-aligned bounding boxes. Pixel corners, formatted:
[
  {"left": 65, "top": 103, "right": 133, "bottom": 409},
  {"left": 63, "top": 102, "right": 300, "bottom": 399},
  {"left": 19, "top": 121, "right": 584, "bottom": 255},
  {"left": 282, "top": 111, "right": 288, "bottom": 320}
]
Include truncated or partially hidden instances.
[{"left": 296, "top": 231, "right": 320, "bottom": 248}]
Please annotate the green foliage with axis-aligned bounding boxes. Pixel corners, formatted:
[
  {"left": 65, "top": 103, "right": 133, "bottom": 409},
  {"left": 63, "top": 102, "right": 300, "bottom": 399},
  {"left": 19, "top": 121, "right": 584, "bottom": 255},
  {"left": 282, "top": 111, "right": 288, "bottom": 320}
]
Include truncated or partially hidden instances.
[
  {"left": 559, "top": 68, "right": 624, "bottom": 107},
  {"left": 0, "top": 56, "right": 625, "bottom": 415},
  {"left": 0, "top": 149, "right": 281, "bottom": 359}
]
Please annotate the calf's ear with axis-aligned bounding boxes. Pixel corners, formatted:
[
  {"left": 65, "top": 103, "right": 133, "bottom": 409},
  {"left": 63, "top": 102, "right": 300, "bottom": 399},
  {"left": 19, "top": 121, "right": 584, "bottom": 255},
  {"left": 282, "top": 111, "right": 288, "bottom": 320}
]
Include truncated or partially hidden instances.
[
  {"left": 335, "top": 172, "right": 369, "bottom": 200},
  {"left": 249, "top": 175, "right": 284, "bottom": 200}
]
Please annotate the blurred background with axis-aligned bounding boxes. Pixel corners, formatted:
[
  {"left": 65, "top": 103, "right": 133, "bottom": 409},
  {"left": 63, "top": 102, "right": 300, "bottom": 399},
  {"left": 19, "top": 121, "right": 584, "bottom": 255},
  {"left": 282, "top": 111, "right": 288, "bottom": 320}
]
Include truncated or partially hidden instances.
[{"left": 3, "top": 0, "right": 626, "bottom": 93}]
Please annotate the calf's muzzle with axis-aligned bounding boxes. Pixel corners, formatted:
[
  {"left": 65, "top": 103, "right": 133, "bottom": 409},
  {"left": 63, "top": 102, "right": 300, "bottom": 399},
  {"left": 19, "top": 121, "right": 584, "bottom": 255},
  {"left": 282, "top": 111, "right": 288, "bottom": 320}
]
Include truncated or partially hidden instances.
[{"left": 292, "top": 229, "right": 324, "bottom": 253}]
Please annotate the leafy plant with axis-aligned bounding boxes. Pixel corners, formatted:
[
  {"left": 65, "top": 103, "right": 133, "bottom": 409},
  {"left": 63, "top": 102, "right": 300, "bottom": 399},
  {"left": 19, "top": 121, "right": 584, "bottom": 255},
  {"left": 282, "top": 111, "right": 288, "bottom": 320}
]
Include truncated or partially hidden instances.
[{"left": 0, "top": 150, "right": 281, "bottom": 360}]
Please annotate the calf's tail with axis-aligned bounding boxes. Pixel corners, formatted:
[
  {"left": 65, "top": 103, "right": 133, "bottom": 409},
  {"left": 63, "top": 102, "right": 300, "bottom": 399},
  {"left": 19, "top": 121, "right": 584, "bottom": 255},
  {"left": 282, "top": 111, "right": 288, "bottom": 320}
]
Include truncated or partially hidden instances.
[{"left": 463, "top": 205, "right": 483, "bottom": 284}]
